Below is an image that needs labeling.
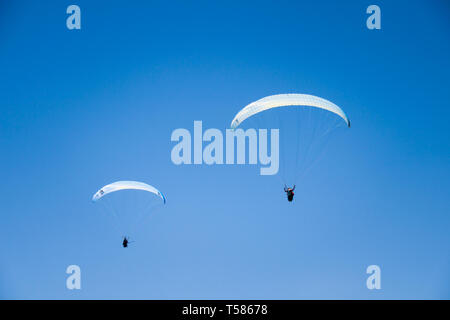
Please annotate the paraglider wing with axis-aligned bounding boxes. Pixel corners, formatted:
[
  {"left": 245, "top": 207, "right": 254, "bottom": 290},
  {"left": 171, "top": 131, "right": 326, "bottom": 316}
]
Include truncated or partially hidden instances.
[
  {"left": 92, "top": 181, "right": 166, "bottom": 204},
  {"left": 230, "top": 94, "right": 350, "bottom": 129}
]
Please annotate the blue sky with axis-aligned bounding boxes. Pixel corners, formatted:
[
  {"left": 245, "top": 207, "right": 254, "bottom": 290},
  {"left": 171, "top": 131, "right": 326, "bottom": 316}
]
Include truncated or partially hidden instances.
[{"left": 0, "top": 0, "right": 449, "bottom": 299}]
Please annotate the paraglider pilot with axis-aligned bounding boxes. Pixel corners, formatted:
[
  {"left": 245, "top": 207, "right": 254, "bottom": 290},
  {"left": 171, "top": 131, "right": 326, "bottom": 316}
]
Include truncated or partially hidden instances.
[
  {"left": 122, "top": 237, "right": 129, "bottom": 248},
  {"left": 284, "top": 185, "right": 295, "bottom": 202}
]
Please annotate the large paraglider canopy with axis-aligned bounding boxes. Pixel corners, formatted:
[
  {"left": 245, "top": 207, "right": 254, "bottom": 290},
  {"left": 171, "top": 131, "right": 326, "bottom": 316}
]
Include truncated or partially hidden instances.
[
  {"left": 231, "top": 94, "right": 350, "bottom": 129},
  {"left": 230, "top": 93, "right": 350, "bottom": 189}
]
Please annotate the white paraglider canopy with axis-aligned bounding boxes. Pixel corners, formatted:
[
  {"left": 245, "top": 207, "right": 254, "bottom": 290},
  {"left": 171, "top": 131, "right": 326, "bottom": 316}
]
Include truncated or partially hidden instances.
[
  {"left": 92, "top": 181, "right": 166, "bottom": 204},
  {"left": 229, "top": 93, "right": 350, "bottom": 185},
  {"left": 231, "top": 93, "right": 350, "bottom": 129}
]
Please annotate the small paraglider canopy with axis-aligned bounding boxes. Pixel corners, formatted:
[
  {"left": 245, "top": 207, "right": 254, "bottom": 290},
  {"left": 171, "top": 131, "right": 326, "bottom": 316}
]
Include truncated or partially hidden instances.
[
  {"left": 92, "top": 180, "right": 166, "bottom": 245},
  {"left": 92, "top": 181, "right": 166, "bottom": 204}
]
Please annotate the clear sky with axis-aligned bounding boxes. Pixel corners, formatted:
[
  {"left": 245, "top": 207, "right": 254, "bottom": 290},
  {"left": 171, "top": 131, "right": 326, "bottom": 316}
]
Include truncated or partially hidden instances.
[{"left": 0, "top": 0, "right": 449, "bottom": 299}]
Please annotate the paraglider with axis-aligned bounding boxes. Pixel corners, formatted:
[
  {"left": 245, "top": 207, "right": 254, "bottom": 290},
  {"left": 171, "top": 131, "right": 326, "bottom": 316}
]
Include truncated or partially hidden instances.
[
  {"left": 284, "top": 185, "right": 296, "bottom": 202},
  {"left": 92, "top": 181, "right": 166, "bottom": 203},
  {"left": 122, "top": 236, "right": 129, "bottom": 248},
  {"left": 231, "top": 94, "right": 350, "bottom": 130},
  {"left": 92, "top": 181, "right": 166, "bottom": 246},
  {"left": 231, "top": 94, "right": 350, "bottom": 201}
]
